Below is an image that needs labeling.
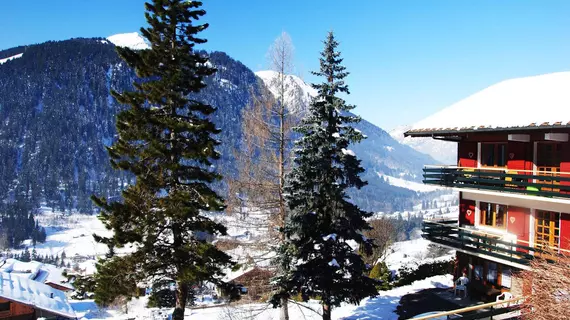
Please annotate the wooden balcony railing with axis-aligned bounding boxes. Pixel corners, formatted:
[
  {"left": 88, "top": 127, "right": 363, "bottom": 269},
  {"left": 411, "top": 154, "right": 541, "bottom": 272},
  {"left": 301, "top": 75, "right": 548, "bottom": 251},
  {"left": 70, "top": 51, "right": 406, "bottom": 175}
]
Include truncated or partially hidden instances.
[
  {"left": 423, "top": 166, "right": 570, "bottom": 199},
  {"left": 422, "top": 220, "right": 539, "bottom": 266}
]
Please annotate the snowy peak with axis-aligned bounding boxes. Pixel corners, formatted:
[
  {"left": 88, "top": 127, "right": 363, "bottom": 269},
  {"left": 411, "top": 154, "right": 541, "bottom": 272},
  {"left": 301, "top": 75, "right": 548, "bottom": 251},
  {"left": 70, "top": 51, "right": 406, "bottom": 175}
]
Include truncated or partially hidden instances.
[
  {"left": 107, "top": 32, "right": 150, "bottom": 50},
  {"left": 255, "top": 70, "right": 316, "bottom": 113}
]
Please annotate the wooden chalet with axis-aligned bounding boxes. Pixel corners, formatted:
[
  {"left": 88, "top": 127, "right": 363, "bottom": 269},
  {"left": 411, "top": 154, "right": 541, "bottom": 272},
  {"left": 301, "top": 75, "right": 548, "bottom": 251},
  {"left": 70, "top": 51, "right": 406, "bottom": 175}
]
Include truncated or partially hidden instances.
[
  {"left": 0, "top": 273, "right": 76, "bottom": 320},
  {"left": 405, "top": 72, "right": 570, "bottom": 300},
  {"left": 225, "top": 267, "right": 274, "bottom": 301}
]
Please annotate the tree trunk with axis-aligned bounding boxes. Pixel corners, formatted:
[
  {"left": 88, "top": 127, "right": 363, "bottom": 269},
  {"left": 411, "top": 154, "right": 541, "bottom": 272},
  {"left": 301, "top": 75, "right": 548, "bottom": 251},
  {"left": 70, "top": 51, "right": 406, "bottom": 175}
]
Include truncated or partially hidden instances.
[
  {"left": 322, "top": 304, "right": 331, "bottom": 320},
  {"left": 280, "top": 296, "right": 289, "bottom": 320},
  {"left": 172, "top": 281, "right": 189, "bottom": 320}
]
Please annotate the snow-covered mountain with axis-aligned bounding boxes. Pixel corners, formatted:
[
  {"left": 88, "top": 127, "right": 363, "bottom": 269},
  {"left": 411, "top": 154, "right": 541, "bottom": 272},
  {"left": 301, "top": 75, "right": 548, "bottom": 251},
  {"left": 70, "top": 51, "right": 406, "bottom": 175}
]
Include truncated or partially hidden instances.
[
  {"left": 254, "top": 70, "right": 316, "bottom": 113},
  {"left": 390, "top": 125, "right": 456, "bottom": 165},
  {"left": 411, "top": 71, "right": 570, "bottom": 131},
  {"left": 106, "top": 32, "right": 150, "bottom": 50},
  {"left": 392, "top": 72, "right": 570, "bottom": 165},
  {"left": 255, "top": 70, "right": 443, "bottom": 210}
]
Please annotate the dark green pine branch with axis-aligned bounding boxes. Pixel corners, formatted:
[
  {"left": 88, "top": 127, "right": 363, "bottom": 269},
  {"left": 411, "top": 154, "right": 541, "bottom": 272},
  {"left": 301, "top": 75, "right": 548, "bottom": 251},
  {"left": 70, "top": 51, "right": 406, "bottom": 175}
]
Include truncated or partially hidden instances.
[{"left": 91, "top": 1, "right": 236, "bottom": 318}]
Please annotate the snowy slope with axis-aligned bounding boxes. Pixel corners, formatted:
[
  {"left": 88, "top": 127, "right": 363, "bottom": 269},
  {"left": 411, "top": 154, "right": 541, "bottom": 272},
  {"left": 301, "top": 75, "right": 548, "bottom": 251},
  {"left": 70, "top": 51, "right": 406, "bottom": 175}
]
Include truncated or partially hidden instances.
[
  {"left": 393, "top": 72, "right": 570, "bottom": 164},
  {"left": 412, "top": 71, "right": 570, "bottom": 132},
  {"left": 390, "top": 125, "right": 456, "bottom": 165},
  {"left": 70, "top": 275, "right": 453, "bottom": 320},
  {"left": 107, "top": 32, "right": 150, "bottom": 50},
  {"left": 0, "top": 53, "right": 23, "bottom": 65},
  {"left": 255, "top": 70, "right": 441, "bottom": 195},
  {"left": 255, "top": 70, "right": 316, "bottom": 113},
  {"left": 379, "top": 173, "right": 442, "bottom": 193}
]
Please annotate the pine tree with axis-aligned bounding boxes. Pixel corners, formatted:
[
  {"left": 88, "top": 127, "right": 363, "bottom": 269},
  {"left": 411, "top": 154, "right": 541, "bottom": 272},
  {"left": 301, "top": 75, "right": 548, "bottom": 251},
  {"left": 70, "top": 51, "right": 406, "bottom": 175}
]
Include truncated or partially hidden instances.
[
  {"left": 91, "top": 1, "right": 235, "bottom": 319},
  {"left": 273, "top": 32, "right": 378, "bottom": 320}
]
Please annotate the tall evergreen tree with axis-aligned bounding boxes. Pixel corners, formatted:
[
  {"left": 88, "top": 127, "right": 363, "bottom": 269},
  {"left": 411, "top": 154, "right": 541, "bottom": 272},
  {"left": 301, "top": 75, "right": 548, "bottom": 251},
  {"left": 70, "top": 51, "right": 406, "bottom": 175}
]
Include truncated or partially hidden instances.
[
  {"left": 273, "top": 32, "right": 378, "bottom": 320},
  {"left": 92, "top": 1, "right": 234, "bottom": 319}
]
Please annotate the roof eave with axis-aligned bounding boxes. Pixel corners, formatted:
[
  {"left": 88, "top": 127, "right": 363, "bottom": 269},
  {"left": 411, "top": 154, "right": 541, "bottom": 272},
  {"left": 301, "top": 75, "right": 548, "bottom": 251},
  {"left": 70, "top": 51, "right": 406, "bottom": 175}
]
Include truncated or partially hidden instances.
[{"left": 404, "top": 124, "right": 570, "bottom": 138}]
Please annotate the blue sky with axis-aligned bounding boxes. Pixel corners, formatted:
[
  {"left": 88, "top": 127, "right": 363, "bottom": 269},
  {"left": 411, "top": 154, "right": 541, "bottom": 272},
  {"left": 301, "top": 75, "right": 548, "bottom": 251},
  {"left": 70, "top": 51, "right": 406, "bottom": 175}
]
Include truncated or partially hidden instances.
[{"left": 2, "top": 1, "right": 570, "bottom": 130}]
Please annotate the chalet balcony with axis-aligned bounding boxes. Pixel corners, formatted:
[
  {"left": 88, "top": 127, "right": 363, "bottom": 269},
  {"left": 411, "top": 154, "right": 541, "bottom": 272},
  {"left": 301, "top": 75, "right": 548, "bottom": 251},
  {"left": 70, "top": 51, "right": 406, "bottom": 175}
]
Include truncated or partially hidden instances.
[
  {"left": 423, "top": 165, "right": 570, "bottom": 199},
  {"left": 422, "top": 220, "right": 538, "bottom": 268}
]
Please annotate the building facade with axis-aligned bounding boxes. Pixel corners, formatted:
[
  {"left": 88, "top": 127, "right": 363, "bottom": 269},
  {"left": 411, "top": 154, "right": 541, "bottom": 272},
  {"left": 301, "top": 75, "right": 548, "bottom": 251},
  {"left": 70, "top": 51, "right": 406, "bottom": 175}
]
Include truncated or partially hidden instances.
[{"left": 406, "top": 126, "right": 570, "bottom": 299}]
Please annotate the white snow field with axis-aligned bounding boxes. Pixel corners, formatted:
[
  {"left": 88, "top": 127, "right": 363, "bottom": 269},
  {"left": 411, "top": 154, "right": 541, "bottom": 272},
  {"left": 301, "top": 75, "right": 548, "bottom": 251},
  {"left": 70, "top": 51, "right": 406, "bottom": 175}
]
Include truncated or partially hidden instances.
[
  {"left": 107, "top": 32, "right": 151, "bottom": 50},
  {"left": 411, "top": 71, "right": 570, "bottom": 132},
  {"left": 68, "top": 274, "right": 452, "bottom": 320},
  {"left": 384, "top": 238, "right": 454, "bottom": 275},
  {"left": 378, "top": 174, "right": 442, "bottom": 193}
]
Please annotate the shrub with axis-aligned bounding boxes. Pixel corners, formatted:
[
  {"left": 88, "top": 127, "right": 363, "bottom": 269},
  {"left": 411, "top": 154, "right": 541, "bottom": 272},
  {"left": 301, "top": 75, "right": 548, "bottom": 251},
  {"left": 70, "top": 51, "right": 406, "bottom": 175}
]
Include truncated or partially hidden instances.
[
  {"left": 393, "top": 258, "right": 455, "bottom": 287},
  {"left": 369, "top": 261, "right": 392, "bottom": 290}
]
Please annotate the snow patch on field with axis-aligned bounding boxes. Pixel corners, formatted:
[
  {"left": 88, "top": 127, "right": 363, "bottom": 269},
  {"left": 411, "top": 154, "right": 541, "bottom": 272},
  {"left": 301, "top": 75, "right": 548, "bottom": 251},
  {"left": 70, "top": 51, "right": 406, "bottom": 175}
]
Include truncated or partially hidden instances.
[
  {"left": 379, "top": 174, "right": 442, "bottom": 192},
  {"left": 384, "top": 238, "right": 454, "bottom": 274}
]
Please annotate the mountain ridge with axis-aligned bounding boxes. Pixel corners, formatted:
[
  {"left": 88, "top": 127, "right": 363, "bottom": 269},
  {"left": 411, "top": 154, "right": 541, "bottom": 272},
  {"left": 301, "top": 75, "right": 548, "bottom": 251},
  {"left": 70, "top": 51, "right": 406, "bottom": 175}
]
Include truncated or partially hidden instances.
[{"left": 0, "top": 36, "right": 439, "bottom": 213}]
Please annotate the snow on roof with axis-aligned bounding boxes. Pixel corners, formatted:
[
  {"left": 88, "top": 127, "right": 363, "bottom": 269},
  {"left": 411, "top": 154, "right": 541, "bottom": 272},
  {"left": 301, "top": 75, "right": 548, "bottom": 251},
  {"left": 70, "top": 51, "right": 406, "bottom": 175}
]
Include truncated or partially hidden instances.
[
  {"left": 0, "top": 259, "right": 73, "bottom": 291},
  {"left": 35, "top": 264, "right": 74, "bottom": 291},
  {"left": 0, "top": 259, "right": 42, "bottom": 280},
  {"left": 0, "top": 272, "right": 76, "bottom": 319},
  {"left": 406, "top": 72, "right": 570, "bottom": 136},
  {"left": 107, "top": 32, "right": 150, "bottom": 50},
  {"left": 223, "top": 266, "right": 256, "bottom": 282}
]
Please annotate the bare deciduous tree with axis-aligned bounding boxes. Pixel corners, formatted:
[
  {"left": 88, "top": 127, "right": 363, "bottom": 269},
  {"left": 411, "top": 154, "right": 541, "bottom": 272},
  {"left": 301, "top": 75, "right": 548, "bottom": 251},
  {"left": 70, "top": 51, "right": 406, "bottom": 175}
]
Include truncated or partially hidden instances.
[
  {"left": 362, "top": 218, "right": 395, "bottom": 266},
  {"left": 227, "top": 32, "right": 301, "bottom": 320},
  {"left": 514, "top": 251, "right": 570, "bottom": 320}
]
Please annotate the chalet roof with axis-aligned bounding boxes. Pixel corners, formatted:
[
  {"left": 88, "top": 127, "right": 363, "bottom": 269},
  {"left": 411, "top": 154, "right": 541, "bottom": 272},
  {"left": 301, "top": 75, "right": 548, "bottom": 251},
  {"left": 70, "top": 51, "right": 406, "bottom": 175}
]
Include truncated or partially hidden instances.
[
  {"left": 405, "top": 72, "right": 570, "bottom": 137},
  {"left": 0, "top": 272, "right": 76, "bottom": 319},
  {"left": 0, "top": 259, "right": 74, "bottom": 291}
]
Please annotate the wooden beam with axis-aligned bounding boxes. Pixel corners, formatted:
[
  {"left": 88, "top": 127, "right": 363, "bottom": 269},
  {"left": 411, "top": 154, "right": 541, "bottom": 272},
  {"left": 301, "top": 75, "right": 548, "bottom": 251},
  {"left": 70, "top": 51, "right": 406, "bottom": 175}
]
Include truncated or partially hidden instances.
[{"left": 411, "top": 298, "right": 524, "bottom": 320}]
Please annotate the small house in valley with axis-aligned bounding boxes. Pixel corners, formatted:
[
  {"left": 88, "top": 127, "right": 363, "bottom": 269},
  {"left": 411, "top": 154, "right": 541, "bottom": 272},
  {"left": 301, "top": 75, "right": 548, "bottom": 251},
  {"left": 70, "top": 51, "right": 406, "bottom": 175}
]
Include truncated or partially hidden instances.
[{"left": 0, "top": 272, "right": 76, "bottom": 320}]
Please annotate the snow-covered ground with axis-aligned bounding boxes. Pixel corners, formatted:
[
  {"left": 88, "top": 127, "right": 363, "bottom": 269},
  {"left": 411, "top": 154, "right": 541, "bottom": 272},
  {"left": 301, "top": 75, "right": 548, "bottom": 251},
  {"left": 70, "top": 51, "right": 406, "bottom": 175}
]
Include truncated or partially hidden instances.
[
  {"left": 384, "top": 238, "right": 454, "bottom": 274},
  {"left": 379, "top": 174, "right": 443, "bottom": 193},
  {"left": 69, "top": 274, "right": 453, "bottom": 320}
]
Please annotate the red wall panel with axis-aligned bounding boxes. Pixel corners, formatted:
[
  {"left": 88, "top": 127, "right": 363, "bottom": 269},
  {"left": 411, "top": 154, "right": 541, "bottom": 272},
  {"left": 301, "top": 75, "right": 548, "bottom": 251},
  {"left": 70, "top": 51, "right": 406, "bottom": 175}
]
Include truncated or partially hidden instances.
[
  {"left": 459, "top": 198, "right": 475, "bottom": 226},
  {"left": 507, "top": 141, "right": 532, "bottom": 172},
  {"left": 560, "top": 213, "right": 570, "bottom": 251},
  {"left": 506, "top": 206, "right": 530, "bottom": 253},
  {"left": 458, "top": 142, "right": 478, "bottom": 168},
  {"left": 560, "top": 144, "right": 570, "bottom": 193}
]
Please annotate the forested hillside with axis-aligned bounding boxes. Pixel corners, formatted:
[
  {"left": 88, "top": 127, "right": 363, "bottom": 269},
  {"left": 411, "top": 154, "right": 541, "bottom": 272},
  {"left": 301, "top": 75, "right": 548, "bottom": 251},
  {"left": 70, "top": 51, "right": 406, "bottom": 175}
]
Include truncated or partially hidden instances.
[{"left": 0, "top": 37, "right": 435, "bottom": 223}]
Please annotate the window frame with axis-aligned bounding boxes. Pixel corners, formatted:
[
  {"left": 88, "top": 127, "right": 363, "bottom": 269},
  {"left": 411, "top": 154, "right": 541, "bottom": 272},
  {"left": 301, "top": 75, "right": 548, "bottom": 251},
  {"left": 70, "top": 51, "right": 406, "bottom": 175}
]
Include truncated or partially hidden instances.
[
  {"left": 479, "top": 202, "right": 507, "bottom": 229},
  {"left": 481, "top": 143, "right": 507, "bottom": 168}
]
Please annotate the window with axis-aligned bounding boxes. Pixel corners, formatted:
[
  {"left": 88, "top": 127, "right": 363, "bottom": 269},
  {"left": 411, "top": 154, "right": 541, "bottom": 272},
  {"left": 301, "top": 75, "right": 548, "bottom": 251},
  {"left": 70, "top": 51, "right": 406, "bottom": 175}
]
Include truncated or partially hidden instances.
[
  {"left": 479, "top": 202, "right": 507, "bottom": 228},
  {"left": 535, "top": 210, "right": 560, "bottom": 251},
  {"left": 481, "top": 143, "right": 507, "bottom": 167},
  {"left": 501, "top": 267, "right": 512, "bottom": 288},
  {"left": 0, "top": 302, "right": 10, "bottom": 312},
  {"left": 487, "top": 262, "right": 498, "bottom": 284},
  {"left": 474, "top": 265, "right": 483, "bottom": 281},
  {"left": 537, "top": 143, "right": 562, "bottom": 167}
]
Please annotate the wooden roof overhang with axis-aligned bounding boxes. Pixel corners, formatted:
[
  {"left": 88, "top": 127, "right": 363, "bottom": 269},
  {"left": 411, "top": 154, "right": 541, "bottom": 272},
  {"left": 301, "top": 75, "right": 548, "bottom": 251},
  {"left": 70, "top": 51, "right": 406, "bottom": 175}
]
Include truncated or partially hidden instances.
[{"left": 404, "top": 123, "right": 570, "bottom": 141}]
